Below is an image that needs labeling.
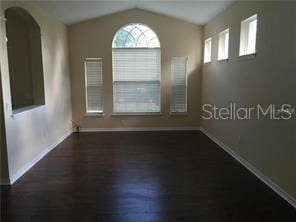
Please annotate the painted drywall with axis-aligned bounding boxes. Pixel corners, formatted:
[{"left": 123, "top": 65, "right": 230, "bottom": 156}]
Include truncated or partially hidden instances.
[
  {"left": 0, "top": 1, "right": 72, "bottom": 182},
  {"left": 1, "top": 69, "right": 9, "bottom": 183},
  {"left": 68, "top": 9, "right": 202, "bottom": 128},
  {"left": 201, "top": 1, "right": 296, "bottom": 199}
]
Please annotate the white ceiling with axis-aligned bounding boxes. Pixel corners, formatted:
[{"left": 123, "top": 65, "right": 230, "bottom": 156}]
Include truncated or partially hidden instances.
[{"left": 36, "top": 0, "right": 235, "bottom": 25}]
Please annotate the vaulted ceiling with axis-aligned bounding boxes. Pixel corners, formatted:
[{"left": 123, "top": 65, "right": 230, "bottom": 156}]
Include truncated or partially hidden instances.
[{"left": 36, "top": 0, "right": 235, "bottom": 25}]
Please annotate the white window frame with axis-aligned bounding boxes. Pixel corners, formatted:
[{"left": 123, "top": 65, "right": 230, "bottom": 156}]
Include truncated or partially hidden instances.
[
  {"left": 204, "top": 37, "right": 212, "bottom": 63},
  {"left": 112, "top": 23, "right": 161, "bottom": 115},
  {"left": 218, "top": 28, "right": 229, "bottom": 60},
  {"left": 85, "top": 58, "right": 103, "bottom": 115},
  {"left": 112, "top": 48, "right": 161, "bottom": 115},
  {"left": 170, "top": 57, "right": 188, "bottom": 114},
  {"left": 239, "top": 14, "right": 258, "bottom": 56}
]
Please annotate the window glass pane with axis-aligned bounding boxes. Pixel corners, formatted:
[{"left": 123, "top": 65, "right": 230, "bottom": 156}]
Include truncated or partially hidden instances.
[
  {"left": 225, "top": 31, "right": 229, "bottom": 57},
  {"left": 218, "top": 29, "right": 229, "bottom": 60},
  {"left": 113, "top": 24, "right": 160, "bottom": 48},
  {"left": 137, "top": 34, "right": 148, "bottom": 47},
  {"left": 240, "top": 14, "right": 257, "bottom": 56},
  {"left": 204, "top": 38, "right": 212, "bottom": 63},
  {"left": 113, "top": 30, "right": 129, "bottom": 48},
  {"left": 125, "top": 34, "right": 136, "bottom": 48},
  {"left": 247, "top": 19, "right": 257, "bottom": 54},
  {"left": 130, "top": 27, "right": 142, "bottom": 40}
]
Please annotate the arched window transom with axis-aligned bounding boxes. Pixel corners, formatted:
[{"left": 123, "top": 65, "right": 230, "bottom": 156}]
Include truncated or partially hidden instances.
[{"left": 113, "top": 24, "right": 160, "bottom": 48}]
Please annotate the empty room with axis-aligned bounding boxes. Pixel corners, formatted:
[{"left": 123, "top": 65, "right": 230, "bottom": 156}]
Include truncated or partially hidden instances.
[{"left": 0, "top": 0, "right": 296, "bottom": 221}]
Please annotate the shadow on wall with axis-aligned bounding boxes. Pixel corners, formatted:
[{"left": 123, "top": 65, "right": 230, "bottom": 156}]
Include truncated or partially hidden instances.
[{"left": 1, "top": 68, "right": 9, "bottom": 183}]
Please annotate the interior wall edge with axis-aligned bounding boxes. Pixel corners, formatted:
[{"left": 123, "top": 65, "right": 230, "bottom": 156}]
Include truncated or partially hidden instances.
[{"left": 0, "top": 0, "right": 73, "bottom": 184}]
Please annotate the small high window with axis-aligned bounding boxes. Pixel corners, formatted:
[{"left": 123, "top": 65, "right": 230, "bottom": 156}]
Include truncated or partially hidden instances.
[
  {"left": 204, "top": 38, "right": 212, "bottom": 63},
  {"left": 170, "top": 57, "right": 188, "bottom": 113},
  {"left": 218, "top": 29, "right": 229, "bottom": 60},
  {"left": 5, "top": 7, "right": 45, "bottom": 112},
  {"left": 239, "top": 14, "right": 257, "bottom": 56}
]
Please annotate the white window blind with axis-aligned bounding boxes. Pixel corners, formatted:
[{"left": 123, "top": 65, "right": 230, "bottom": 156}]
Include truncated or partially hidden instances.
[
  {"left": 239, "top": 14, "right": 257, "bottom": 56},
  {"left": 170, "top": 57, "right": 188, "bottom": 113},
  {"left": 112, "top": 48, "right": 161, "bottom": 113},
  {"left": 204, "top": 38, "right": 212, "bottom": 63},
  {"left": 218, "top": 29, "right": 229, "bottom": 60},
  {"left": 85, "top": 59, "right": 103, "bottom": 114}
]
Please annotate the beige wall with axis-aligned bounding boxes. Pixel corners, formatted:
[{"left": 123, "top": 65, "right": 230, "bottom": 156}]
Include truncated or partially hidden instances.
[
  {"left": 202, "top": 1, "right": 296, "bottom": 199},
  {"left": 68, "top": 9, "right": 202, "bottom": 128},
  {"left": 0, "top": 1, "right": 72, "bottom": 182}
]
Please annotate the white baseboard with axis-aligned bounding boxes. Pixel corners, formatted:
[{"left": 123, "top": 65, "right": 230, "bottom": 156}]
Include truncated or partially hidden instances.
[
  {"left": 7, "top": 129, "right": 73, "bottom": 185},
  {"left": 200, "top": 127, "right": 296, "bottom": 209},
  {"left": 79, "top": 126, "right": 200, "bottom": 132}
]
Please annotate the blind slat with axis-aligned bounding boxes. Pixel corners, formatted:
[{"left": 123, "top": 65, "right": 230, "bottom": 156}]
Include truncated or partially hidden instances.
[
  {"left": 85, "top": 59, "right": 103, "bottom": 113},
  {"left": 170, "top": 57, "right": 187, "bottom": 113},
  {"left": 112, "top": 48, "right": 161, "bottom": 113}
]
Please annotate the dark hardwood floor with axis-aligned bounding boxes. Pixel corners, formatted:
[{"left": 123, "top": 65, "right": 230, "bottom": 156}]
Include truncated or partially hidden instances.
[{"left": 1, "top": 131, "right": 296, "bottom": 222}]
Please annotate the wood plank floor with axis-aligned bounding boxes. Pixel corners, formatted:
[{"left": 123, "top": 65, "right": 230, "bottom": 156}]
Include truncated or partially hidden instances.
[{"left": 1, "top": 131, "right": 296, "bottom": 222}]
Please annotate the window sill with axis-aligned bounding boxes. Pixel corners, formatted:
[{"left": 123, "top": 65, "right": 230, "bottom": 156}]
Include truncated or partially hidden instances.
[
  {"left": 238, "top": 53, "right": 256, "bottom": 60},
  {"left": 170, "top": 112, "right": 188, "bottom": 116},
  {"left": 12, "top": 105, "right": 45, "bottom": 117},
  {"left": 217, "top": 58, "right": 229, "bottom": 63},
  {"left": 203, "top": 61, "right": 212, "bottom": 64},
  {"left": 85, "top": 112, "right": 104, "bottom": 117},
  {"left": 112, "top": 112, "right": 162, "bottom": 116}
]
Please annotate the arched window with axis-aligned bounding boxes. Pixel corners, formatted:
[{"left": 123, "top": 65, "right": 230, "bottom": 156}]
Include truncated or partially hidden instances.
[
  {"left": 112, "top": 23, "right": 160, "bottom": 48},
  {"left": 112, "top": 24, "right": 161, "bottom": 114},
  {"left": 5, "top": 7, "right": 45, "bottom": 112}
]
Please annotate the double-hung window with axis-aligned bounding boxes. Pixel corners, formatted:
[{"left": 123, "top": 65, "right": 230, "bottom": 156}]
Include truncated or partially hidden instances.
[
  {"left": 112, "top": 24, "right": 161, "bottom": 114},
  {"left": 204, "top": 38, "right": 212, "bottom": 63},
  {"left": 85, "top": 58, "right": 103, "bottom": 114},
  {"left": 170, "top": 57, "right": 188, "bottom": 113}
]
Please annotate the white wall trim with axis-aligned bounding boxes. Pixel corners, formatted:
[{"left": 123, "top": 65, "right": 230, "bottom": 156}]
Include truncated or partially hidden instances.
[
  {"left": 79, "top": 126, "right": 200, "bottom": 132},
  {"left": 7, "top": 129, "right": 73, "bottom": 185},
  {"left": 200, "top": 127, "right": 296, "bottom": 209}
]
